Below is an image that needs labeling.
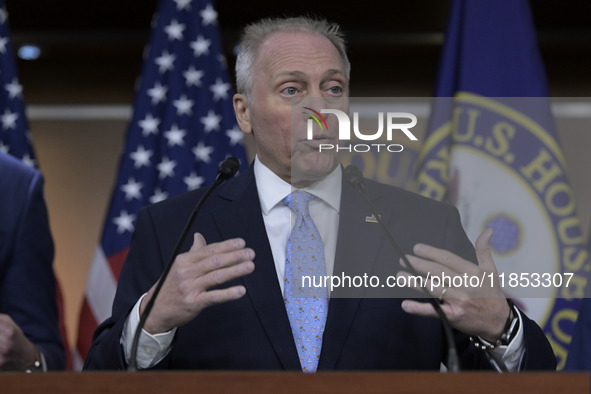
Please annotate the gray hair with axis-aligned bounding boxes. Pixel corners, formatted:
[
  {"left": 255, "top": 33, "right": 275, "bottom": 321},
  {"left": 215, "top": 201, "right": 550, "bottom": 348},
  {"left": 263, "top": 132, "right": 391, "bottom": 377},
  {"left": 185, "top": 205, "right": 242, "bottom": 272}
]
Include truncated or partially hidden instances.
[{"left": 235, "top": 16, "right": 351, "bottom": 98}]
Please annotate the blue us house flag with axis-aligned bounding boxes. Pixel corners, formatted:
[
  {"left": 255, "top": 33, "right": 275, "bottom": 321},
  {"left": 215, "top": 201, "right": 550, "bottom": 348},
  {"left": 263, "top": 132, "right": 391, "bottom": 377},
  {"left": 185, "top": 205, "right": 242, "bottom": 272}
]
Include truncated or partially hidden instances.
[
  {"left": 75, "top": 0, "right": 248, "bottom": 366},
  {"left": 415, "top": 0, "right": 588, "bottom": 369}
]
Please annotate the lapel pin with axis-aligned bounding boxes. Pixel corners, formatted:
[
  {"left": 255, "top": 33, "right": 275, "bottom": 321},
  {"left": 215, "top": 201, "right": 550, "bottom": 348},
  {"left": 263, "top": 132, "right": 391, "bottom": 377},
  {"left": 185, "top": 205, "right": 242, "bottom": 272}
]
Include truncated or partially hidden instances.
[{"left": 365, "top": 214, "right": 380, "bottom": 223}]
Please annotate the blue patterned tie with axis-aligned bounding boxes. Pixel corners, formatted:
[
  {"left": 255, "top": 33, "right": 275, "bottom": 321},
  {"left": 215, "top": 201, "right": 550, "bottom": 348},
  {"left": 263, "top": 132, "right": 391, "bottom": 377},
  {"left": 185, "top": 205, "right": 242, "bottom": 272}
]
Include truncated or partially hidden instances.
[{"left": 283, "top": 191, "right": 328, "bottom": 373}]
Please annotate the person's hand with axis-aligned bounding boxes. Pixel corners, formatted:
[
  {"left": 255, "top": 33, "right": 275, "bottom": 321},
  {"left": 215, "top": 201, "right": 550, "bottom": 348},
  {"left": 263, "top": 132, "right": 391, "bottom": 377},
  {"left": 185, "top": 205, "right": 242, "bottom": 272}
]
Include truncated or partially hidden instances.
[
  {"left": 141, "top": 233, "right": 255, "bottom": 334},
  {"left": 397, "top": 229, "right": 511, "bottom": 342},
  {"left": 0, "top": 314, "right": 40, "bottom": 370}
]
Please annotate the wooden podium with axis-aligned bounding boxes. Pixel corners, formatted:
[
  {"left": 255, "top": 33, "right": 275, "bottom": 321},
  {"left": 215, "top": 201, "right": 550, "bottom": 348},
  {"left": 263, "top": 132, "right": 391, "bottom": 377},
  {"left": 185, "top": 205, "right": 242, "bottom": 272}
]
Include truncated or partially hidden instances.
[{"left": 1, "top": 371, "right": 589, "bottom": 394}]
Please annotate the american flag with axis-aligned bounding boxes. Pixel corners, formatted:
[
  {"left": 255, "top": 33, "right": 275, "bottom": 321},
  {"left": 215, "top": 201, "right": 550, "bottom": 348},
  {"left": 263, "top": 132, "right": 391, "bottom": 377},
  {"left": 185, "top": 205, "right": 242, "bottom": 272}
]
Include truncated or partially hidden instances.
[
  {"left": 0, "top": 0, "right": 72, "bottom": 369},
  {"left": 74, "top": 0, "right": 248, "bottom": 368},
  {"left": 0, "top": 1, "right": 35, "bottom": 165}
]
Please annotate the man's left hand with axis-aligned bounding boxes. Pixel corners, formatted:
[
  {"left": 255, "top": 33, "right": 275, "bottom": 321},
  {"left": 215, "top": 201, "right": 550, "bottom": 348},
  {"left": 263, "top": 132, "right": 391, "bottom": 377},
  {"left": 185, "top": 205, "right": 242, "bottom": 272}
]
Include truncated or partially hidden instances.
[{"left": 397, "top": 229, "right": 511, "bottom": 342}]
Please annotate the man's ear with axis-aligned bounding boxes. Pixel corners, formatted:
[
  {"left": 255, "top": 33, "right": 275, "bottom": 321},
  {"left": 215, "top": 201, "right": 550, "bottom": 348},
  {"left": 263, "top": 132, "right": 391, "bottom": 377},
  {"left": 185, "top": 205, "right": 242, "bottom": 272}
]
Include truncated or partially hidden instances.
[{"left": 233, "top": 93, "right": 252, "bottom": 135}]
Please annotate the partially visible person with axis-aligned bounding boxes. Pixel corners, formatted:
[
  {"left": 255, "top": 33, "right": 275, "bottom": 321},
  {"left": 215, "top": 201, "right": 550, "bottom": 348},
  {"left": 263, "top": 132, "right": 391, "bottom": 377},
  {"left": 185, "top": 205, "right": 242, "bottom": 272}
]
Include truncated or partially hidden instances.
[
  {"left": 565, "top": 297, "right": 591, "bottom": 370},
  {"left": 0, "top": 152, "right": 65, "bottom": 371}
]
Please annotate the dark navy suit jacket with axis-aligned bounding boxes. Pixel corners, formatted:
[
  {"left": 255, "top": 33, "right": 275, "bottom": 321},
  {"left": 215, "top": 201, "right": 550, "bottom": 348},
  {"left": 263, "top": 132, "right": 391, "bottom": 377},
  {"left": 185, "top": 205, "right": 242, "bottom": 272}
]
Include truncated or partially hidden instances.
[
  {"left": 565, "top": 295, "right": 591, "bottom": 370},
  {"left": 0, "top": 152, "right": 65, "bottom": 369},
  {"left": 84, "top": 165, "right": 555, "bottom": 370}
]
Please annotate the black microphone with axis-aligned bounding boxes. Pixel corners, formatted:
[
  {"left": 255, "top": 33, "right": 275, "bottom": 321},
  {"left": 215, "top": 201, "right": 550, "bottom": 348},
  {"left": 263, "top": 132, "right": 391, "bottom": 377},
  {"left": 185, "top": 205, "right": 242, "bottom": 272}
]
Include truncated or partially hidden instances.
[
  {"left": 216, "top": 156, "right": 240, "bottom": 181},
  {"left": 128, "top": 156, "right": 240, "bottom": 371},
  {"left": 344, "top": 165, "right": 460, "bottom": 372}
]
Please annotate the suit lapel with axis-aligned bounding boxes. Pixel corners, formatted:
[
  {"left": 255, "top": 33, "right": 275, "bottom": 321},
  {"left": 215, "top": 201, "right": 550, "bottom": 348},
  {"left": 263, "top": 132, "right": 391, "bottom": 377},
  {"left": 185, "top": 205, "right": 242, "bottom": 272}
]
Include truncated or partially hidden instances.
[
  {"left": 319, "top": 177, "right": 392, "bottom": 370},
  {"left": 212, "top": 167, "right": 301, "bottom": 370}
]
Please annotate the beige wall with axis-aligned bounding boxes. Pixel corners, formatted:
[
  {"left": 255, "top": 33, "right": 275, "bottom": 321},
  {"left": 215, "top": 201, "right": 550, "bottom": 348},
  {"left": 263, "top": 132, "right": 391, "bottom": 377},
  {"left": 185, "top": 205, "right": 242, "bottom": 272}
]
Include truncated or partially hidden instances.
[
  {"left": 556, "top": 124, "right": 591, "bottom": 242},
  {"left": 33, "top": 119, "right": 126, "bottom": 349}
]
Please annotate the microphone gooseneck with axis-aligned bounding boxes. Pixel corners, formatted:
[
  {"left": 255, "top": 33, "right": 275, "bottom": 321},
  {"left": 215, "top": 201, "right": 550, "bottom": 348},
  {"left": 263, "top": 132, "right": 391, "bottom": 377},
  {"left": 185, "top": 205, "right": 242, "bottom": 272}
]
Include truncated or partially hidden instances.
[
  {"left": 344, "top": 165, "right": 460, "bottom": 372},
  {"left": 128, "top": 157, "right": 240, "bottom": 371}
]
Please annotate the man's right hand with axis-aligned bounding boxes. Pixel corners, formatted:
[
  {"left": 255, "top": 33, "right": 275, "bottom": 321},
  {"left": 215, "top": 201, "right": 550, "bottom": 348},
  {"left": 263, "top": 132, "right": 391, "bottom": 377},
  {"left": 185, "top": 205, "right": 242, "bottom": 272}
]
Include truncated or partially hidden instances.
[
  {"left": 140, "top": 233, "right": 255, "bottom": 334},
  {"left": 0, "top": 314, "right": 41, "bottom": 371}
]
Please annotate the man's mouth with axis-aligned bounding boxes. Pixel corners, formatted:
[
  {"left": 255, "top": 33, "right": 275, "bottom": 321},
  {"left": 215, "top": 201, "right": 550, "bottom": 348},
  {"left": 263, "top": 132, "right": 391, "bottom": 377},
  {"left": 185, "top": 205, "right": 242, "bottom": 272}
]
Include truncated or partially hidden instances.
[{"left": 301, "top": 135, "right": 336, "bottom": 147}]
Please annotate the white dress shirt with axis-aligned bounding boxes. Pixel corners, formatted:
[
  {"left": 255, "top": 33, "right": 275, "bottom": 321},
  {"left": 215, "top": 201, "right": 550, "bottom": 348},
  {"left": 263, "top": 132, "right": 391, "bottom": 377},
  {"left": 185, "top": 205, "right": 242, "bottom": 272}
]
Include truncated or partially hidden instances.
[{"left": 254, "top": 157, "right": 341, "bottom": 292}]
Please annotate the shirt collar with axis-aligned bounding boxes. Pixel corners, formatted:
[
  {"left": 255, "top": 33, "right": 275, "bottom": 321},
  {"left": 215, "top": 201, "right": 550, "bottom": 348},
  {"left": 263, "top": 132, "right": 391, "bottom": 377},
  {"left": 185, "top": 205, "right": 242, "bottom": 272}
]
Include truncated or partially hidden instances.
[{"left": 254, "top": 156, "right": 342, "bottom": 214}]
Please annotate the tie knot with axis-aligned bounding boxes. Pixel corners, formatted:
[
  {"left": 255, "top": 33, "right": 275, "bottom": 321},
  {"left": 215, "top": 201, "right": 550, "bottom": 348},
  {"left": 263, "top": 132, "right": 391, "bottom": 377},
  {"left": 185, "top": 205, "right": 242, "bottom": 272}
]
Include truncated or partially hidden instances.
[{"left": 284, "top": 190, "right": 314, "bottom": 216}]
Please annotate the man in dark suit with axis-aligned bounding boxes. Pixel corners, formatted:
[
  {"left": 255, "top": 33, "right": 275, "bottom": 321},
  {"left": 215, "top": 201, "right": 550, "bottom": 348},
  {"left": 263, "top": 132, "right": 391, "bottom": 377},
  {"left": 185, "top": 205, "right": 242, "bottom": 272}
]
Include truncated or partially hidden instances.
[
  {"left": 0, "top": 152, "right": 65, "bottom": 371},
  {"left": 84, "top": 16, "right": 556, "bottom": 371}
]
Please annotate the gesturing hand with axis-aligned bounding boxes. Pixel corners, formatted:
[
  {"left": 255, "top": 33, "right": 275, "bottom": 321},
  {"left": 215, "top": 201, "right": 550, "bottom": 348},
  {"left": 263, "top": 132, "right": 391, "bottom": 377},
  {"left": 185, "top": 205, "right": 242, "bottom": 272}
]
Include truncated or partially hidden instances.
[
  {"left": 397, "top": 229, "right": 511, "bottom": 342},
  {"left": 141, "top": 233, "right": 255, "bottom": 334}
]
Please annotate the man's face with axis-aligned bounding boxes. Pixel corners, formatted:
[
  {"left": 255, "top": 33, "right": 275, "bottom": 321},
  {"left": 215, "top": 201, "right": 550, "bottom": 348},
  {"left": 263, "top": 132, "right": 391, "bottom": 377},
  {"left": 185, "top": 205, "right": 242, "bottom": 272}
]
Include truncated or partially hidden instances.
[{"left": 234, "top": 31, "right": 349, "bottom": 186}]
